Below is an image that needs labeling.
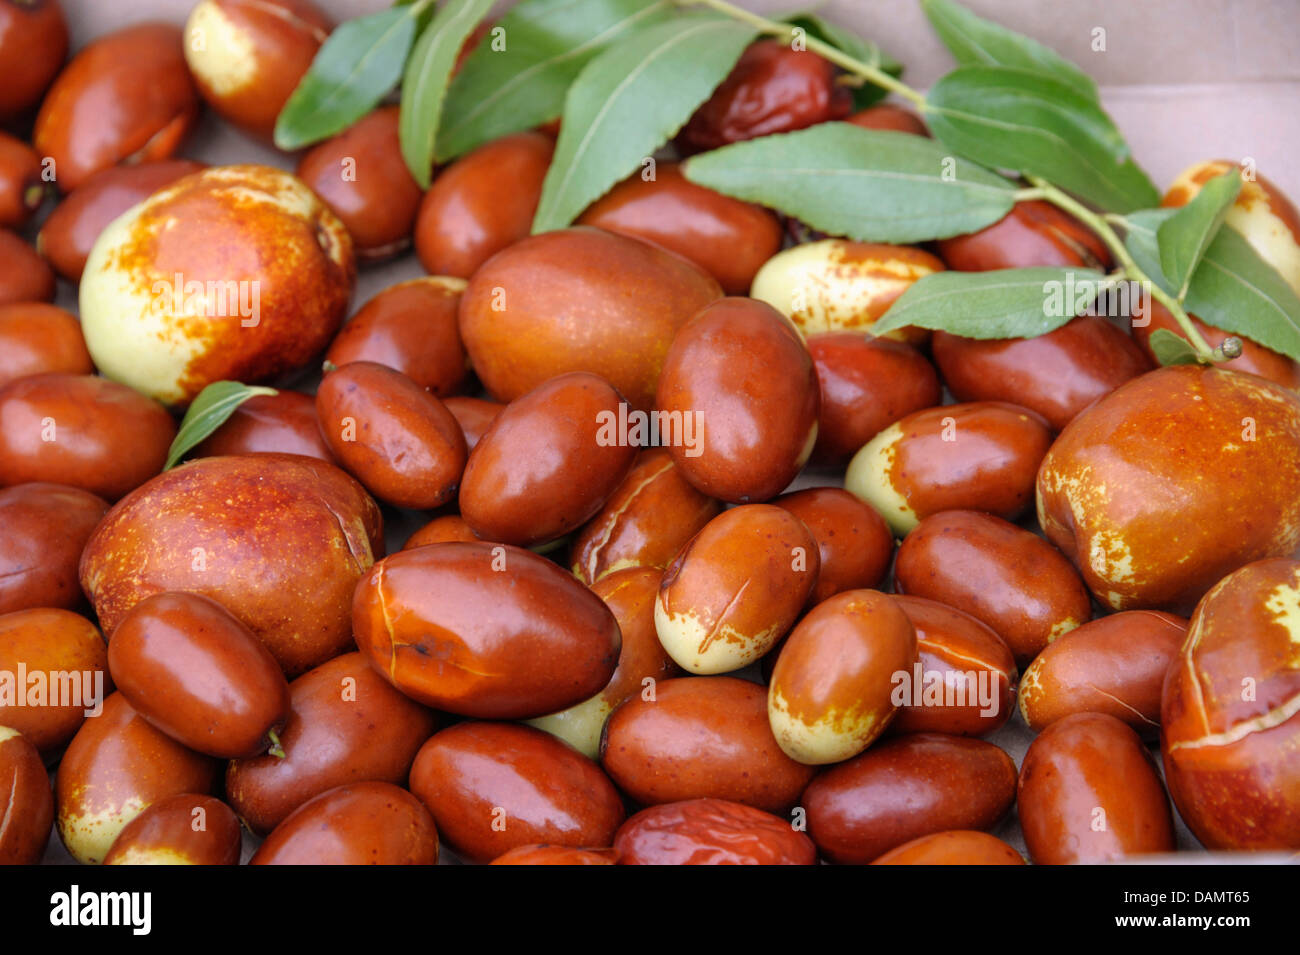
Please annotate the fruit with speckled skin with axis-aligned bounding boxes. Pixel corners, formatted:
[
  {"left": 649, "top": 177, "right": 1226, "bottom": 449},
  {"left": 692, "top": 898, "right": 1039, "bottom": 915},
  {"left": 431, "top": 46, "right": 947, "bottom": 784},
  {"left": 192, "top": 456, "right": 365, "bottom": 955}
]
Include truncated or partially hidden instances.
[
  {"left": 774, "top": 487, "right": 894, "bottom": 606},
  {"left": 0, "top": 609, "right": 107, "bottom": 752},
  {"left": 0, "top": 484, "right": 107, "bottom": 615},
  {"left": 34, "top": 23, "right": 198, "bottom": 193},
  {"left": 1161, "top": 558, "right": 1300, "bottom": 850},
  {"left": 251, "top": 782, "right": 438, "bottom": 865},
  {"left": 749, "top": 239, "right": 942, "bottom": 344},
  {"left": 615, "top": 798, "right": 816, "bottom": 865},
  {"left": 103, "top": 793, "right": 240, "bottom": 865},
  {"left": 1037, "top": 365, "right": 1300, "bottom": 614},
  {"left": 768, "top": 590, "right": 917, "bottom": 764},
  {"left": 79, "top": 454, "right": 382, "bottom": 678},
  {"left": 79, "top": 164, "right": 354, "bottom": 407},
  {"left": 352, "top": 542, "right": 620, "bottom": 719},
  {"left": 0, "top": 729, "right": 53, "bottom": 865},
  {"left": 0, "top": 305, "right": 94, "bottom": 388},
  {"left": 55, "top": 693, "right": 217, "bottom": 865},
  {"left": 1018, "top": 712, "right": 1175, "bottom": 864}
]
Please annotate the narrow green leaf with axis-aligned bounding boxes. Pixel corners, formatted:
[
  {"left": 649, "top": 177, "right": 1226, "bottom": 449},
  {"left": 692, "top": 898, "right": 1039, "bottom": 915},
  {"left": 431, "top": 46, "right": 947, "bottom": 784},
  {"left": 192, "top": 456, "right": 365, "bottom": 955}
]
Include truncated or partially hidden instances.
[
  {"left": 274, "top": 7, "right": 418, "bottom": 151},
  {"left": 1156, "top": 169, "right": 1241, "bottom": 300},
  {"left": 532, "top": 14, "right": 759, "bottom": 233},
  {"left": 165, "top": 382, "right": 278, "bottom": 470},
  {"left": 400, "top": 0, "right": 498, "bottom": 188},
  {"left": 925, "top": 66, "right": 1159, "bottom": 212},
  {"left": 782, "top": 13, "right": 902, "bottom": 109},
  {"left": 921, "top": 0, "right": 1098, "bottom": 102},
  {"left": 1147, "top": 328, "right": 1202, "bottom": 366},
  {"left": 1126, "top": 209, "right": 1300, "bottom": 361},
  {"left": 683, "top": 123, "right": 1016, "bottom": 243},
  {"left": 869, "top": 267, "right": 1105, "bottom": 339},
  {"left": 437, "top": 0, "right": 673, "bottom": 162}
]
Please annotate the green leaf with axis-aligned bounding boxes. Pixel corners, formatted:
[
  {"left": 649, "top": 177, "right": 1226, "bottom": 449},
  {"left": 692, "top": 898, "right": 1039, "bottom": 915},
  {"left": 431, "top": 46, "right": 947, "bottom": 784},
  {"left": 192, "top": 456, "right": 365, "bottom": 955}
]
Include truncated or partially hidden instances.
[
  {"left": 925, "top": 66, "right": 1159, "bottom": 212},
  {"left": 1146, "top": 328, "right": 1202, "bottom": 366},
  {"left": 400, "top": 0, "right": 498, "bottom": 188},
  {"left": 532, "top": 13, "right": 759, "bottom": 234},
  {"left": 1156, "top": 169, "right": 1241, "bottom": 300},
  {"left": 1126, "top": 209, "right": 1300, "bottom": 361},
  {"left": 869, "top": 267, "right": 1105, "bottom": 339},
  {"left": 683, "top": 123, "right": 1016, "bottom": 244},
  {"left": 165, "top": 382, "right": 278, "bottom": 470},
  {"left": 782, "top": 13, "right": 901, "bottom": 109},
  {"left": 274, "top": 7, "right": 418, "bottom": 151},
  {"left": 921, "top": 0, "right": 1098, "bottom": 102},
  {"left": 437, "top": 0, "right": 673, "bottom": 162}
]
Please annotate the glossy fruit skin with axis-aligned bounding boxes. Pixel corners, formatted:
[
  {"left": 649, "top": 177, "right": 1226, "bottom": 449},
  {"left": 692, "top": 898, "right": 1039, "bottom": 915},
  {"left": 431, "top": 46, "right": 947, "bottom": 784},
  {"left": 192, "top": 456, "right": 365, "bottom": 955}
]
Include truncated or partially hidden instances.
[
  {"left": 528, "top": 567, "right": 680, "bottom": 760},
  {"left": 1131, "top": 300, "right": 1300, "bottom": 391},
  {"left": 410, "top": 721, "right": 624, "bottom": 865},
  {"left": 1161, "top": 559, "right": 1300, "bottom": 850},
  {"left": 56, "top": 692, "right": 217, "bottom": 865},
  {"left": 768, "top": 590, "right": 917, "bottom": 765},
  {"left": 0, "top": 609, "right": 107, "bottom": 753},
  {"left": 0, "top": 373, "right": 176, "bottom": 500},
  {"left": 871, "top": 830, "right": 1023, "bottom": 865},
  {"left": 297, "top": 107, "right": 422, "bottom": 262},
  {"left": 890, "top": 595, "right": 1018, "bottom": 737},
  {"left": 79, "top": 164, "right": 355, "bottom": 408},
  {"left": 0, "top": 0, "right": 68, "bottom": 122},
  {"left": 656, "top": 297, "right": 818, "bottom": 504},
  {"left": 0, "top": 131, "right": 45, "bottom": 229},
  {"left": 577, "top": 162, "right": 782, "bottom": 294},
  {"left": 571, "top": 449, "right": 722, "bottom": 585},
  {"left": 458, "top": 227, "right": 722, "bottom": 412},
  {"left": 894, "top": 510, "right": 1092, "bottom": 667},
  {"left": 443, "top": 396, "right": 502, "bottom": 452},
  {"left": 251, "top": 782, "right": 438, "bottom": 865},
  {"left": 403, "top": 515, "right": 480, "bottom": 549},
  {"left": 936, "top": 200, "right": 1111, "bottom": 271},
  {"left": 1162, "top": 160, "right": 1300, "bottom": 298},
  {"left": 801, "top": 733, "right": 1017, "bottom": 864},
  {"left": 353, "top": 542, "right": 620, "bottom": 719},
  {"left": 0, "top": 728, "right": 54, "bottom": 865},
  {"left": 615, "top": 798, "right": 816, "bottom": 865},
  {"left": 459, "top": 372, "right": 636, "bottom": 546},
  {"left": 846, "top": 402, "right": 1053, "bottom": 537},
  {"left": 80, "top": 454, "right": 382, "bottom": 678},
  {"left": 490, "top": 845, "right": 618, "bottom": 865},
  {"left": 932, "top": 317, "right": 1154, "bottom": 432},
  {"left": 655, "top": 505, "right": 819, "bottom": 674},
  {"left": 846, "top": 104, "right": 928, "bottom": 136},
  {"left": 183, "top": 0, "right": 332, "bottom": 142},
  {"left": 1037, "top": 366, "right": 1300, "bottom": 614},
  {"left": 0, "top": 230, "right": 55, "bottom": 305},
  {"left": 33, "top": 23, "right": 199, "bottom": 193},
  {"left": 0, "top": 483, "right": 107, "bottom": 615},
  {"left": 36, "top": 160, "right": 206, "bottom": 282},
  {"left": 193, "top": 390, "right": 335, "bottom": 463},
  {"left": 107, "top": 593, "right": 290, "bottom": 760},
  {"left": 750, "top": 240, "right": 943, "bottom": 344},
  {"left": 225, "top": 652, "right": 435, "bottom": 836},
  {"left": 0, "top": 304, "right": 94, "bottom": 388},
  {"left": 601, "top": 675, "right": 814, "bottom": 813},
  {"left": 316, "top": 362, "right": 467, "bottom": 510},
  {"left": 415, "top": 131, "right": 554, "bottom": 279},
  {"left": 325, "top": 277, "right": 468, "bottom": 396},
  {"left": 677, "top": 40, "right": 851, "bottom": 153},
  {"left": 103, "top": 793, "right": 240, "bottom": 865},
  {"left": 1019, "top": 610, "right": 1187, "bottom": 736},
  {"left": 775, "top": 488, "right": 893, "bottom": 606},
  {"left": 1019, "top": 712, "right": 1175, "bottom": 864}
]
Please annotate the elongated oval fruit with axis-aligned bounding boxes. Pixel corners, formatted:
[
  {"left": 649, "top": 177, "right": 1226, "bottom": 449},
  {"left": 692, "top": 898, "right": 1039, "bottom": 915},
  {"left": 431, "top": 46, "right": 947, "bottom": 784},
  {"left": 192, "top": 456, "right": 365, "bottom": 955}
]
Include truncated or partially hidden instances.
[
  {"left": 251, "top": 782, "right": 438, "bottom": 865},
  {"left": 353, "top": 542, "right": 620, "bottom": 719},
  {"left": 107, "top": 592, "right": 290, "bottom": 759},
  {"left": 103, "top": 793, "right": 241, "bottom": 865},
  {"left": 768, "top": 591, "right": 917, "bottom": 765},
  {"left": 0, "top": 728, "right": 53, "bottom": 865},
  {"left": 0, "top": 609, "right": 108, "bottom": 753},
  {"left": 614, "top": 798, "right": 816, "bottom": 865},
  {"left": 773, "top": 487, "right": 894, "bottom": 606},
  {"left": 655, "top": 505, "right": 819, "bottom": 674},
  {"left": 0, "top": 484, "right": 107, "bottom": 616}
]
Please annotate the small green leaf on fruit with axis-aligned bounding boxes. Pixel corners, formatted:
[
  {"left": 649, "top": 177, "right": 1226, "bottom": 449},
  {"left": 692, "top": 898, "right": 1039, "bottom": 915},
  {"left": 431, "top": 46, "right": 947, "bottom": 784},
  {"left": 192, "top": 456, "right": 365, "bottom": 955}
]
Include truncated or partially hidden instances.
[{"left": 165, "top": 382, "right": 278, "bottom": 470}]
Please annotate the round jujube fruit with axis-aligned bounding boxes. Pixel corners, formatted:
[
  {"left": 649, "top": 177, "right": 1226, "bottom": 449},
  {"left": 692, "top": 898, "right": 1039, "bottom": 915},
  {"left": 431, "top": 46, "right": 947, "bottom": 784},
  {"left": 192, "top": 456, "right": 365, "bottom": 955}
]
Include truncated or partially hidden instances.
[
  {"left": 402, "top": 515, "right": 481, "bottom": 549},
  {"left": 0, "top": 230, "right": 55, "bottom": 305},
  {"left": 79, "top": 164, "right": 355, "bottom": 407},
  {"left": 0, "top": 609, "right": 107, "bottom": 753},
  {"left": 0, "top": 304, "right": 93, "bottom": 388},
  {"left": 846, "top": 104, "right": 928, "bottom": 136},
  {"left": 33, "top": 23, "right": 199, "bottom": 193},
  {"left": 936, "top": 200, "right": 1111, "bottom": 271},
  {"left": 192, "top": 390, "right": 335, "bottom": 462},
  {"left": 773, "top": 488, "right": 893, "bottom": 607},
  {"left": 0, "top": 483, "right": 107, "bottom": 615},
  {"left": 458, "top": 227, "right": 722, "bottom": 411},
  {"left": 0, "top": 0, "right": 68, "bottom": 122},
  {"left": 103, "top": 793, "right": 241, "bottom": 865},
  {"left": 1037, "top": 365, "right": 1300, "bottom": 613},
  {"left": 614, "top": 799, "right": 816, "bottom": 865},
  {"left": 0, "top": 728, "right": 54, "bottom": 865}
]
